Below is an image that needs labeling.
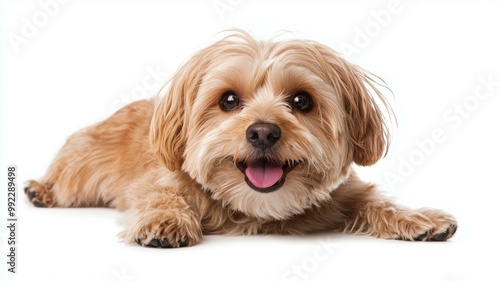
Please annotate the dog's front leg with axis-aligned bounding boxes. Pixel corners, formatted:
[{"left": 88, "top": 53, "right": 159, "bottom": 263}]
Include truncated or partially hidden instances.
[
  {"left": 263, "top": 173, "right": 457, "bottom": 242},
  {"left": 119, "top": 184, "right": 203, "bottom": 248},
  {"left": 336, "top": 174, "right": 458, "bottom": 241}
]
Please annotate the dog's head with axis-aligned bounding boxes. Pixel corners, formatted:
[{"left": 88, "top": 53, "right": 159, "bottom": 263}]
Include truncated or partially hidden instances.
[{"left": 150, "top": 30, "right": 391, "bottom": 220}]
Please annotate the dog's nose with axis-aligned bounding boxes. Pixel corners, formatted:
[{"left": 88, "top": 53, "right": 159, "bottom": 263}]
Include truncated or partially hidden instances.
[{"left": 246, "top": 122, "right": 281, "bottom": 149}]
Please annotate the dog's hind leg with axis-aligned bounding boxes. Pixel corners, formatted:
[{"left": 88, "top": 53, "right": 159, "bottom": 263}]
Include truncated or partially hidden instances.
[
  {"left": 24, "top": 100, "right": 156, "bottom": 209},
  {"left": 24, "top": 131, "right": 100, "bottom": 208}
]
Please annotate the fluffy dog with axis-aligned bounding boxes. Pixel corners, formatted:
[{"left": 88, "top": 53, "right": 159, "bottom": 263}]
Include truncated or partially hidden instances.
[{"left": 25, "top": 30, "right": 457, "bottom": 247}]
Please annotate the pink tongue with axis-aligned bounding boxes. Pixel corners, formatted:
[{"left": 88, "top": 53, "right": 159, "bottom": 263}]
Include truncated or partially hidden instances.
[{"left": 245, "top": 161, "right": 283, "bottom": 189}]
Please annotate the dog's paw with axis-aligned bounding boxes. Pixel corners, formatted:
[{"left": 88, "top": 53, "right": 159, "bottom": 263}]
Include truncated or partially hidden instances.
[
  {"left": 121, "top": 209, "right": 202, "bottom": 248},
  {"left": 24, "top": 180, "right": 55, "bottom": 208},
  {"left": 397, "top": 208, "right": 457, "bottom": 242}
]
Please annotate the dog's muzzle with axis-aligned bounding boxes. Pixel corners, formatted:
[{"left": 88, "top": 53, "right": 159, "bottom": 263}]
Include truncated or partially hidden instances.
[{"left": 236, "top": 122, "right": 297, "bottom": 193}]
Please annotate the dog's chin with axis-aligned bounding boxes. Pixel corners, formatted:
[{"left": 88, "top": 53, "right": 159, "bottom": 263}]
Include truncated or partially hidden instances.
[
  {"left": 235, "top": 159, "right": 299, "bottom": 193},
  {"left": 199, "top": 157, "right": 345, "bottom": 220}
]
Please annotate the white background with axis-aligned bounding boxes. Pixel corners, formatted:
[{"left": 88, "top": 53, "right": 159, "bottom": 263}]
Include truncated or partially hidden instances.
[{"left": 1, "top": 0, "right": 500, "bottom": 280}]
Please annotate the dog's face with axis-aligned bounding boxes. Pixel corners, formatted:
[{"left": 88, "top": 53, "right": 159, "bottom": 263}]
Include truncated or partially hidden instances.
[{"left": 151, "top": 31, "right": 390, "bottom": 220}]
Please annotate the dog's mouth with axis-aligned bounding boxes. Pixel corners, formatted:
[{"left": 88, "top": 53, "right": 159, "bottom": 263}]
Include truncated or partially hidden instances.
[{"left": 236, "top": 159, "right": 298, "bottom": 193}]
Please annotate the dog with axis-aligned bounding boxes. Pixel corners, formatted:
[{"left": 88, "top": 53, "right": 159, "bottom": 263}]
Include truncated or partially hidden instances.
[{"left": 25, "top": 30, "right": 457, "bottom": 248}]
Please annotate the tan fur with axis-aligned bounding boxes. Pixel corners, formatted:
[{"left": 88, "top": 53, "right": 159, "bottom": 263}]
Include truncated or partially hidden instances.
[{"left": 25, "top": 30, "right": 456, "bottom": 247}]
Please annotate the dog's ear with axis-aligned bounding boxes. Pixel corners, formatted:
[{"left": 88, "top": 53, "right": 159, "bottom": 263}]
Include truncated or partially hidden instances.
[
  {"left": 149, "top": 30, "right": 259, "bottom": 171},
  {"left": 313, "top": 43, "right": 392, "bottom": 166},
  {"left": 149, "top": 51, "right": 209, "bottom": 171},
  {"left": 342, "top": 68, "right": 390, "bottom": 166}
]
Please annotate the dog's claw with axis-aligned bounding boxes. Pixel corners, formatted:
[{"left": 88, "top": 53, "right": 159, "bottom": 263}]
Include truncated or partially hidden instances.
[
  {"left": 431, "top": 225, "right": 457, "bottom": 241},
  {"left": 147, "top": 238, "right": 160, "bottom": 248},
  {"left": 413, "top": 229, "right": 434, "bottom": 241},
  {"left": 32, "top": 201, "right": 46, "bottom": 208},
  {"left": 449, "top": 225, "right": 458, "bottom": 237},
  {"left": 27, "top": 190, "right": 46, "bottom": 207},
  {"left": 161, "top": 238, "right": 172, "bottom": 248},
  {"left": 403, "top": 224, "right": 457, "bottom": 242},
  {"left": 431, "top": 230, "right": 449, "bottom": 241},
  {"left": 135, "top": 236, "right": 189, "bottom": 248},
  {"left": 28, "top": 191, "right": 37, "bottom": 200}
]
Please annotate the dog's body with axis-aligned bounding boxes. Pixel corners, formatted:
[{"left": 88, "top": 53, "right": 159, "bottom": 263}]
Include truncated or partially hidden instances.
[{"left": 25, "top": 31, "right": 456, "bottom": 247}]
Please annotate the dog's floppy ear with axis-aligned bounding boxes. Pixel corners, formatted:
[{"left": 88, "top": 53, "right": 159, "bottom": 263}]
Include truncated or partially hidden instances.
[
  {"left": 149, "top": 51, "right": 210, "bottom": 171},
  {"left": 313, "top": 43, "right": 392, "bottom": 166},
  {"left": 149, "top": 30, "right": 258, "bottom": 171},
  {"left": 342, "top": 67, "right": 390, "bottom": 166}
]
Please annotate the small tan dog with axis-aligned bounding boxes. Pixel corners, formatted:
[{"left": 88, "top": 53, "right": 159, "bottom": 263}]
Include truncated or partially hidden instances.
[{"left": 25, "top": 30, "right": 457, "bottom": 247}]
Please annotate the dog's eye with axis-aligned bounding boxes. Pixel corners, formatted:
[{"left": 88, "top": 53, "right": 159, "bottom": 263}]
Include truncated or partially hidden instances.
[
  {"left": 292, "top": 91, "right": 313, "bottom": 112},
  {"left": 220, "top": 91, "right": 240, "bottom": 111}
]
